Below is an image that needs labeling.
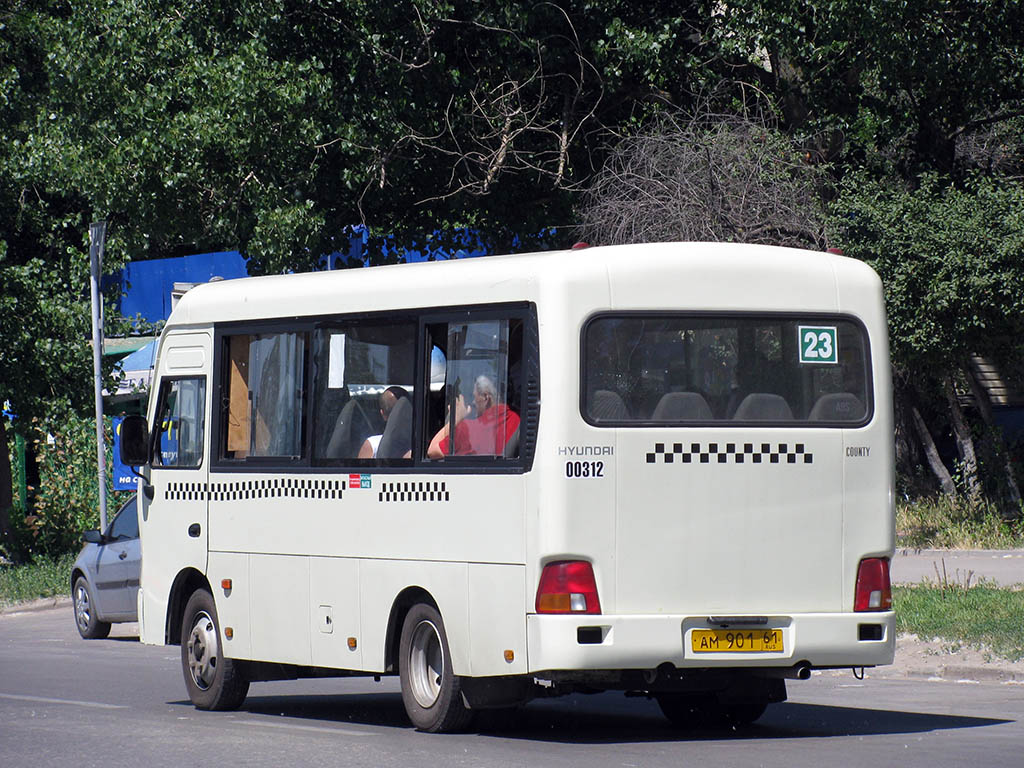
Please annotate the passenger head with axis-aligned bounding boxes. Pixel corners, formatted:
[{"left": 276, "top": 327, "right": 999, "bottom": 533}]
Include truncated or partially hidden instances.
[
  {"left": 473, "top": 375, "right": 499, "bottom": 414},
  {"left": 379, "top": 386, "right": 408, "bottom": 419}
]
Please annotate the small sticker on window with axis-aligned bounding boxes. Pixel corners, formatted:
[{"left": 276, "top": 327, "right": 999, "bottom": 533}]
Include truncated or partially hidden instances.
[{"left": 328, "top": 333, "right": 346, "bottom": 388}]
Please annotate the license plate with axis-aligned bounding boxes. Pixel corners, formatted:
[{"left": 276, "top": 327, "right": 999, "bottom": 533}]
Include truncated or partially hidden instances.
[{"left": 691, "top": 628, "right": 784, "bottom": 653}]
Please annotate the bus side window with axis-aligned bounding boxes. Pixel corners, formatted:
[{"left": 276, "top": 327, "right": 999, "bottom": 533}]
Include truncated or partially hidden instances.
[
  {"left": 221, "top": 332, "right": 307, "bottom": 460},
  {"left": 154, "top": 377, "right": 206, "bottom": 468},
  {"left": 311, "top": 320, "right": 417, "bottom": 463},
  {"left": 426, "top": 317, "right": 523, "bottom": 460}
]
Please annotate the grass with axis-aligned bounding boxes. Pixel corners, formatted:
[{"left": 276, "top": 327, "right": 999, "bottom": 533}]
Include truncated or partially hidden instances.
[
  {"left": 0, "top": 552, "right": 76, "bottom": 609},
  {"left": 894, "top": 583, "right": 1024, "bottom": 662},
  {"left": 897, "top": 495, "right": 1024, "bottom": 549}
]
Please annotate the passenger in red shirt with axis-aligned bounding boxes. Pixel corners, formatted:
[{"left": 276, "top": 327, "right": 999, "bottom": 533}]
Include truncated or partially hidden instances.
[{"left": 428, "top": 375, "right": 520, "bottom": 457}]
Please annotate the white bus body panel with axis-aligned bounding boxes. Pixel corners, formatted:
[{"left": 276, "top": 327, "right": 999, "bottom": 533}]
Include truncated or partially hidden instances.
[{"left": 138, "top": 331, "right": 211, "bottom": 647}]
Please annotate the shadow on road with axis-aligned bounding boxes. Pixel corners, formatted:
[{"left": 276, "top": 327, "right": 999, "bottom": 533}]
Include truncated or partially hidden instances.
[{"left": 172, "top": 691, "right": 1011, "bottom": 744}]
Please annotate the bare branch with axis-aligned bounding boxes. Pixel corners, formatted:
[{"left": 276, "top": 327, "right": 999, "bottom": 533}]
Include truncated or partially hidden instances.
[{"left": 577, "top": 99, "right": 828, "bottom": 249}]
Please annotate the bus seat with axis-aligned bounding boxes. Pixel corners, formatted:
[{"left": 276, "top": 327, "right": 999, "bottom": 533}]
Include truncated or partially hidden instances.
[
  {"left": 503, "top": 426, "right": 520, "bottom": 458},
  {"left": 376, "top": 396, "right": 412, "bottom": 459},
  {"left": 732, "top": 393, "right": 793, "bottom": 421},
  {"left": 809, "top": 392, "right": 865, "bottom": 421},
  {"left": 591, "top": 389, "right": 629, "bottom": 421},
  {"left": 651, "top": 392, "right": 714, "bottom": 421},
  {"left": 324, "top": 397, "right": 372, "bottom": 458}
]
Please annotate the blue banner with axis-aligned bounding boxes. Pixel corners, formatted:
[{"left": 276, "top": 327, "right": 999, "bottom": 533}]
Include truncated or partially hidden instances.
[{"left": 112, "top": 416, "right": 140, "bottom": 491}]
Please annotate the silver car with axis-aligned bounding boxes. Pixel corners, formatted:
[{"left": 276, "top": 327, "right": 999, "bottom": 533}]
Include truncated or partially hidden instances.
[{"left": 70, "top": 494, "right": 140, "bottom": 638}]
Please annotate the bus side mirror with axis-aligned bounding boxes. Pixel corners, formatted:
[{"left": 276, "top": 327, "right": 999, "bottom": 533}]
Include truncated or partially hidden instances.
[{"left": 120, "top": 415, "right": 151, "bottom": 466}]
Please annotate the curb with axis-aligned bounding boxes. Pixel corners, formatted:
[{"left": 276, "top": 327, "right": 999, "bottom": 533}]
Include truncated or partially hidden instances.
[
  {"left": 876, "top": 665, "right": 1024, "bottom": 684},
  {"left": 0, "top": 596, "right": 71, "bottom": 615}
]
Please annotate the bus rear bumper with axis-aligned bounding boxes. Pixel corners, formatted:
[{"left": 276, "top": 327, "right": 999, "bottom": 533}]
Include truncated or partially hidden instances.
[{"left": 526, "top": 612, "right": 895, "bottom": 674}]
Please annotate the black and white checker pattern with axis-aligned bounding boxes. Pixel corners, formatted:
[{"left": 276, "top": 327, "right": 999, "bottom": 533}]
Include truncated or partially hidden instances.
[
  {"left": 378, "top": 481, "right": 450, "bottom": 503},
  {"left": 164, "top": 478, "right": 345, "bottom": 501},
  {"left": 646, "top": 442, "right": 813, "bottom": 465}
]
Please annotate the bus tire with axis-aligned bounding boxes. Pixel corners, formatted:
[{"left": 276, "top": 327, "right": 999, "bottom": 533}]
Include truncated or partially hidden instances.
[
  {"left": 657, "top": 692, "right": 769, "bottom": 729},
  {"left": 656, "top": 693, "right": 710, "bottom": 729},
  {"left": 180, "top": 589, "right": 249, "bottom": 711},
  {"left": 720, "top": 694, "right": 769, "bottom": 726},
  {"left": 399, "top": 603, "right": 474, "bottom": 733},
  {"left": 73, "top": 576, "right": 111, "bottom": 640}
]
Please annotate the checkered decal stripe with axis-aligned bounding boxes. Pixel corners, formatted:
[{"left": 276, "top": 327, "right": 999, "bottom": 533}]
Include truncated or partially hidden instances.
[
  {"left": 378, "top": 481, "right": 450, "bottom": 503},
  {"left": 646, "top": 442, "right": 813, "bottom": 465},
  {"left": 164, "top": 478, "right": 345, "bottom": 501}
]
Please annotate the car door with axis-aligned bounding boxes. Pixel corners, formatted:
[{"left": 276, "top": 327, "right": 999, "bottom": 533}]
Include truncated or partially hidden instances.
[{"left": 93, "top": 496, "right": 140, "bottom": 619}]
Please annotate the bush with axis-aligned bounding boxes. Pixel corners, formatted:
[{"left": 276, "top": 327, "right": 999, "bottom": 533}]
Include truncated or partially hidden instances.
[
  {"left": 0, "top": 552, "right": 77, "bottom": 606},
  {"left": 9, "top": 414, "right": 130, "bottom": 559},
  {"left": 897, "top": 495, "right": 1024, "bottom": 549}
]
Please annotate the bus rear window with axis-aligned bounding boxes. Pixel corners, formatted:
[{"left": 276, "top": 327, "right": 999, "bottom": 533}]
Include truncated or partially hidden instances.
[{"left": 583, "top": 315, "right": 871, "bottom": 426}]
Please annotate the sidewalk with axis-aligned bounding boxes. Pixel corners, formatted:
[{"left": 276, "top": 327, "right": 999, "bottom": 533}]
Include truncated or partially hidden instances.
[{"left": 891, "top": 548, "right": 1024, "bottom": 588}]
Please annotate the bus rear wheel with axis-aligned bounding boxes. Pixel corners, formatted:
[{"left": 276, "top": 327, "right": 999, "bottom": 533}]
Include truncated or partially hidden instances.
[
  {"left": 180, "top": 589, "right": 249, "bottom": 711},
  {"left": 399, "top": 603, "right": 473, "bottom": 732},
  {"left": 656, "top": 691, "right": 769, "bottom": 729}
]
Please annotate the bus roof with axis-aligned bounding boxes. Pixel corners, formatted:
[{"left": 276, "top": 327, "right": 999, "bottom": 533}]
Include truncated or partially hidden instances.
[{"left": 165, "top": 242, "right": 881, "bottom": 327}]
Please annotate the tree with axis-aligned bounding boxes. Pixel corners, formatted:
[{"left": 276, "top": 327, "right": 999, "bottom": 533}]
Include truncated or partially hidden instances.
[
  {"left": 576, "top": 105, "right": 828, "bottom": 248},
  {"left": 831, "top": 173, "right": 1024, "bottom": 512},
  {"left": 715, "top": 0, "right": 1024, "bottom": 176},
  {"left": 3, "top": 1, "right": 726, "bottom": 272},
  {"left": 1, "top": 1, "right": 726, "bottom": 548}
]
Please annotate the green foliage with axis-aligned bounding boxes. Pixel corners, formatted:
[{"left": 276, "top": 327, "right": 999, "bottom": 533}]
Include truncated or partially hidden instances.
[
  {"left": 1, "top": 1, "right": 722, "bottom": 275},
  {"left": 10, "top": 415, "right": 129, "bottom": 558},
  {"left": 0, "top": 241, "right": 96, "bottom": 424},
  {"left": 0, "top": 551, "right": 77, "bottom": 607},
  {"left": 830, "top": 173, "right": 1024, "bottom": 372},
  {"left": 897, "top": 496, "right": 1024, "bottom": 550},
  {"left": 718, "top": 0, "right": 1024, "bottom": 173},
  {"left": 894, "top": 584, "right": 1024, "bottom": 662}
]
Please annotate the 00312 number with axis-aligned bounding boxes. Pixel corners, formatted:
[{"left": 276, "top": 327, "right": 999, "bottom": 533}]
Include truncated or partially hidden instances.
[{"left": 566, "top": 460, "right": 604, "bottom": 478}]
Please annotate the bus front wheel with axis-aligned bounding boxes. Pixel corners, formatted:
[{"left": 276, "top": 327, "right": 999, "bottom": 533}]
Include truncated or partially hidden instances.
[
  {"left": 180, "top": 589, "right": 249, "bottom": 711},
  {"left": 398, "top": 603, "right": 473, "bottom": 732}
]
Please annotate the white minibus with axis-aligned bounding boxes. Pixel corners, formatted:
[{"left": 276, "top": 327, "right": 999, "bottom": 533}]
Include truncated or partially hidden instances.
[{"left": 120, "top": 241, "right": 894, "bottom": 732}]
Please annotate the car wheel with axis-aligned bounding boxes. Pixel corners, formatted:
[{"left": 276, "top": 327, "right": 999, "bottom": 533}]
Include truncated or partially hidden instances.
[
  {"left": 399, "top": 603, "right": 474, "bottom": 732},
  {"left": 73, "top": 576, "right": 111, "bottom": 640},
  {"left": 180, "top": 589, "right": 249, "bottom": 711}
]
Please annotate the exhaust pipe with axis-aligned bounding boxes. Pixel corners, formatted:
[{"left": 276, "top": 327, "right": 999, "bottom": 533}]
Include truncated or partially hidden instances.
[{"left": 758, "top": 662, "right": 812, "bottom": 680}]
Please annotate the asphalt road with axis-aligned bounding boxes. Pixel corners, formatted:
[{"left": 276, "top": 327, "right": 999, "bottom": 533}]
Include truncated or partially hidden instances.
[{"left": 2, "top": 604, "right": 1023, "bottom": 768}]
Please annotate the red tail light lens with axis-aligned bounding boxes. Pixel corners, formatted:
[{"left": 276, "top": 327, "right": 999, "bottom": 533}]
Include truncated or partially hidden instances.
[
  {"left": 535, "top": 560, "right": 601, "bottom": 614},
  {"left": 854, "top": 558, "right": 892, "bottom": 611}
]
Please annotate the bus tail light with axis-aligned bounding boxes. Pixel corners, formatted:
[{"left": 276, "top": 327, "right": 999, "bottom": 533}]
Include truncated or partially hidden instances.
[
  {"left": 854, "top": 558, "right": 892, "bottom": 611},
  {"left": 535, "top": 561, "right": 601, "bottom": 614}
]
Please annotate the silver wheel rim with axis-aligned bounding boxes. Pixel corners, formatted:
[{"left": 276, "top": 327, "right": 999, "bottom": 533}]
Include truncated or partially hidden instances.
[
  {"left": 186, "top": 610, "right": 219, "bottom": 691},
  {"left": 408, "top": 619, "right": 444, "bottom": 709},
  {"left": 74, "top": 583, "right": 91, "bottom": 633}
]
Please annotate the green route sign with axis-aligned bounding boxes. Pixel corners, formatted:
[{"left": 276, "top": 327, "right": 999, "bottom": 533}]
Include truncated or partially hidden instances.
[{"left": 798, "top": 326, "right": 838, "bottom": 364}]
